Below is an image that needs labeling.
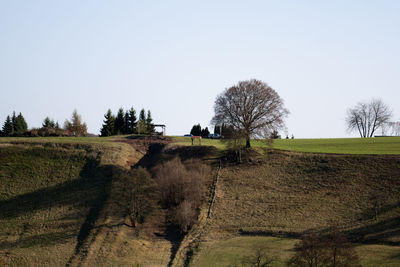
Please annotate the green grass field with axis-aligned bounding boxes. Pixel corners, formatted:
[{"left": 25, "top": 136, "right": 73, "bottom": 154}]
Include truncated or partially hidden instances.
[
  {"left": 172, "top": 136, "right": 400, "bottom": 154},
  {"left": 193, "top": 236, "right": 400, "bottom": 267}
]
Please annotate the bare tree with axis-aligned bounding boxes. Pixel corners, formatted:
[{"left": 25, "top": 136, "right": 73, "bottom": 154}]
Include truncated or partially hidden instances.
[
  {"left": 346, "top": 99, "right": 392, "bottom": 138},
  {"left": 385, "top": 121, "right": 400, "bottom": 136},
  {"left": 212, "top": 79, "right": 289, "bottom": 148},
  {"left": 242, "top": 245, "right": 275, "bottom": 267},
  {"left": 288, "top": 229, "right": 360, "bottom": 267}
]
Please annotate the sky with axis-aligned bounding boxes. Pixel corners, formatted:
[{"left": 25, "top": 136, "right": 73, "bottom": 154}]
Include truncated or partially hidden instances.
[{"left": 1, "top": 0, "right": 399, "bottom": 138}]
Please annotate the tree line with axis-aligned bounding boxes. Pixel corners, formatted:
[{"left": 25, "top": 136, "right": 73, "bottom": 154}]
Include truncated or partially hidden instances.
[
  {"left": 100, "top": 107, "right": 154, "bottom": 137},
  {"left": 189, "top": 124, "right": 210, "bottom": 137},
  {"left": 0, "top": 112, "right": 28, "bottom": 136},
  {"left": 1, "top": 109, "right": 88, "bottom": 137}
]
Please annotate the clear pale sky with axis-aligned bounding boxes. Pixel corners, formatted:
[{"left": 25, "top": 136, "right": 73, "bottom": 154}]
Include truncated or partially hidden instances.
[{"left": 1, "top": 1, "right": 399, "bottom": 138}]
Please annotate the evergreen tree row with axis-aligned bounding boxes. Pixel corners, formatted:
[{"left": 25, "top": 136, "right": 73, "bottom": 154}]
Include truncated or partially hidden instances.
[
  {"left": 190, "top": 124, "right": 210, "bottom": 138},
  {"left": 1, "top": 112, "right": 28, "bottom": 136},
  {"left": 100, "top": 107, "right": 155, "bottom": 137}
]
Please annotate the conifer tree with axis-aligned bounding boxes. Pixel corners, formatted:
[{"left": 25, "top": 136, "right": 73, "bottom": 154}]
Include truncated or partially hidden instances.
[
  {"left": 128, "top": 107, "right": 137, "bottom": 134},
  {"left": 14, "top": 113, "right": 28, "bottom": 134},
  {"left": 2, "top": 115, "right": 13, "bottom": 136},
  {"left": 138, "top": 109, "right": 146, "bottom": 134},
  {"left": 115, "top": 107, "right": 125, "bottom": 135},
  {"left": 11, "top": 112, "right": 17, "bottom": 133},
  {"left": 201, "top": 127, "right": 210, "bottom": 138},
  {"left": 214, "top": 125, "right": 221, "bottom": 135},
  {"left": 190, "top": 124, "right": 202, "bottom": 136},
  {"left": 146, "top": 110, "right": 155, "bottom": 134},
  {"left": 124, "top": 111, "right": 130, "bottom": 134},
  {"left": 100, "top": 109, "right": 115, "bottom": 137},
  {"left": 42, "top": 117, "right": 56, "bottom": 128}
]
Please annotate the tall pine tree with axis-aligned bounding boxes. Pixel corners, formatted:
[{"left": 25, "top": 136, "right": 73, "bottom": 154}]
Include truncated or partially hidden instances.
[
  {"left": 124, "top": 111, "right": 130, "bottom": 134},
  {"left": 13, "top": 113, "right": 27, "bottom": 134},
  {"left": 190, "top": 124, "right": 202, "bottom": 136},
  {"left": 11, "top": 112, "right": 17, "bottom": 133},
  {"left": 115, "top": 108, "right": 125, "bottom": 135},
  {"left": 2, "top": 115, "right": 13, "bottom": 136},
  {"left": 138, "top": 109, "right": 146, "bottom": 134},
  {"left": 128, "top": 107, "right": 137, "bottom": 134},
  {"left": 42, "top": 117, "right": 56, "bottom": 128},
  {"left": 146, "top": 110, "right": 155, "bottom": 134},
  {"left": 100, "top": 109, "right": 115, "bottom": 137}
]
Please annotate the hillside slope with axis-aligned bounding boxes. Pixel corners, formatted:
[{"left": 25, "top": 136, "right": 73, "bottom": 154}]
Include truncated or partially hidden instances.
[
  {"left": 191, "top": 151, "right": 400, "bottom": 266},
  {"left": 0, "top": 141, "right": 138, "bottom": 266}
]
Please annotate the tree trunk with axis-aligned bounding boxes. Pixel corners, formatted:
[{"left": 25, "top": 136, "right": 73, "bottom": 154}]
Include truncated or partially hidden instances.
[{"left": 246, "top": 137, "right": 251, "bottom": 148}]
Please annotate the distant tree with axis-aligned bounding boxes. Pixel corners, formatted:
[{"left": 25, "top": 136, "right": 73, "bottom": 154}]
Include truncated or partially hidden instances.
[
  {"left": 220, "top": 123, "right": 235, "bottom": 139},
  {"left": 42, "top": 117, "right": 56, "bottom": 128},
  {"left": 346, "top": 99, "right": 392, "bottom": 138},
  {"left": 212, "top": 79, "right": 289, "bottom": 148},
  {"left": 64, "top": 109, "right": 88, "bottom": 137},
  {"left": 114, "top": 107, "right": 125, "bottom": 135},
  {"left": 201, "top": 127, "right": 210, "bottom": 138},
  {"left": 291, "top": 134, "right": 294, "bottom": 139},
  {"left": 385, "top": 121, "right": 400, "bottom": 136},
  {"left": 269, "top": 130, "right": 281, "bottom": 139},
  {"left": 242, "top": 245, "right": 275, "bottom": 267},
  {"left": 190, "top": 124, "right": 202, "bottom": 136},
  {"left": 124, "top": 111, "right": 130, "bottom": 134},
  {"left": 2, "top": 115, "right": 13, "bottom": 136},
  {"left": 288, "top": 229, "right": 360, "bottom": 267},
  {"left": 14, "top": 113, "right": 27, "bottom": 134},
  {"left": 146, "top": 110, "right": 155, "bottom": 134},
  {"left": 214, "top": 125, "right": 221, "bottom": 135},
  {"left": 11, "top": 112, "right": 16, "bottom": 132},
  {"left": 127, "top": 107, "right": 137, "bottom": 134},
  {"left": 100, "top": 109, "right": 115, "bottom": 137},
  {"left": 138, "top": 109, "right": 147, "bottom": 134}
]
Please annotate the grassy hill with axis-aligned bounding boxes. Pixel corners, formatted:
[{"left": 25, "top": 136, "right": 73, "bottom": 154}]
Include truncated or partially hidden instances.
[
  {"left": 188, "top": 150, "right": 400, "bottom": 266},
  {"left": 0, "top": 139, "right": 139, "bottom": 266},
  {"left": 1, "top": 136, "right": 400, "bottom": 266}
]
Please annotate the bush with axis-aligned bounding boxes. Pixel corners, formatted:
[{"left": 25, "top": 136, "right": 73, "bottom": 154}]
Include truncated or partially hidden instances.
[
  {"left": 153, "top": 157, "right": 210, "bottom": 232},
  {"left": 26, "top": 127, "right": 72, "bottom": 137},
  {"left": 173, "top": 200, "right": 197, "bottom": 233},
  {"left": 287, "top": 227, "right": 360, "bottom": 267}
]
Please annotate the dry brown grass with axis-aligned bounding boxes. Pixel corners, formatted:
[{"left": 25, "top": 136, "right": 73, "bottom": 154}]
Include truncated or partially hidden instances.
[
  {"left": 190, "top": 151, "right": 400, "bottom": 266},
  {"left": 206, "top": 152, "right": 400, "bottom": 236}
]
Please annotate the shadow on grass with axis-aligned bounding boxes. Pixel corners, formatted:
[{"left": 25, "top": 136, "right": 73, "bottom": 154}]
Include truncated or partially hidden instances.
[
  {"left": 346, "top": 215, "right": 400, "bottom": 246},
  {"left": 165, "top": 225, "right": 184, "bottom": 267},
  {"left": 0, "top": 158, "right": 116, "bottom": 253},
  {"left": 0, "top": 158, "right": 105, "bottom": 218},
  {"left": 0, "top": 230, "right": 77, "bottom": 250}
]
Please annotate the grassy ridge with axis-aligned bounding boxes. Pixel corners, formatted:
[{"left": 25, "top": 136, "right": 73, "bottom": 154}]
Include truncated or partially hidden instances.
[{"left": 172, "top": 136, "right": 400, "bottom": 154}]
